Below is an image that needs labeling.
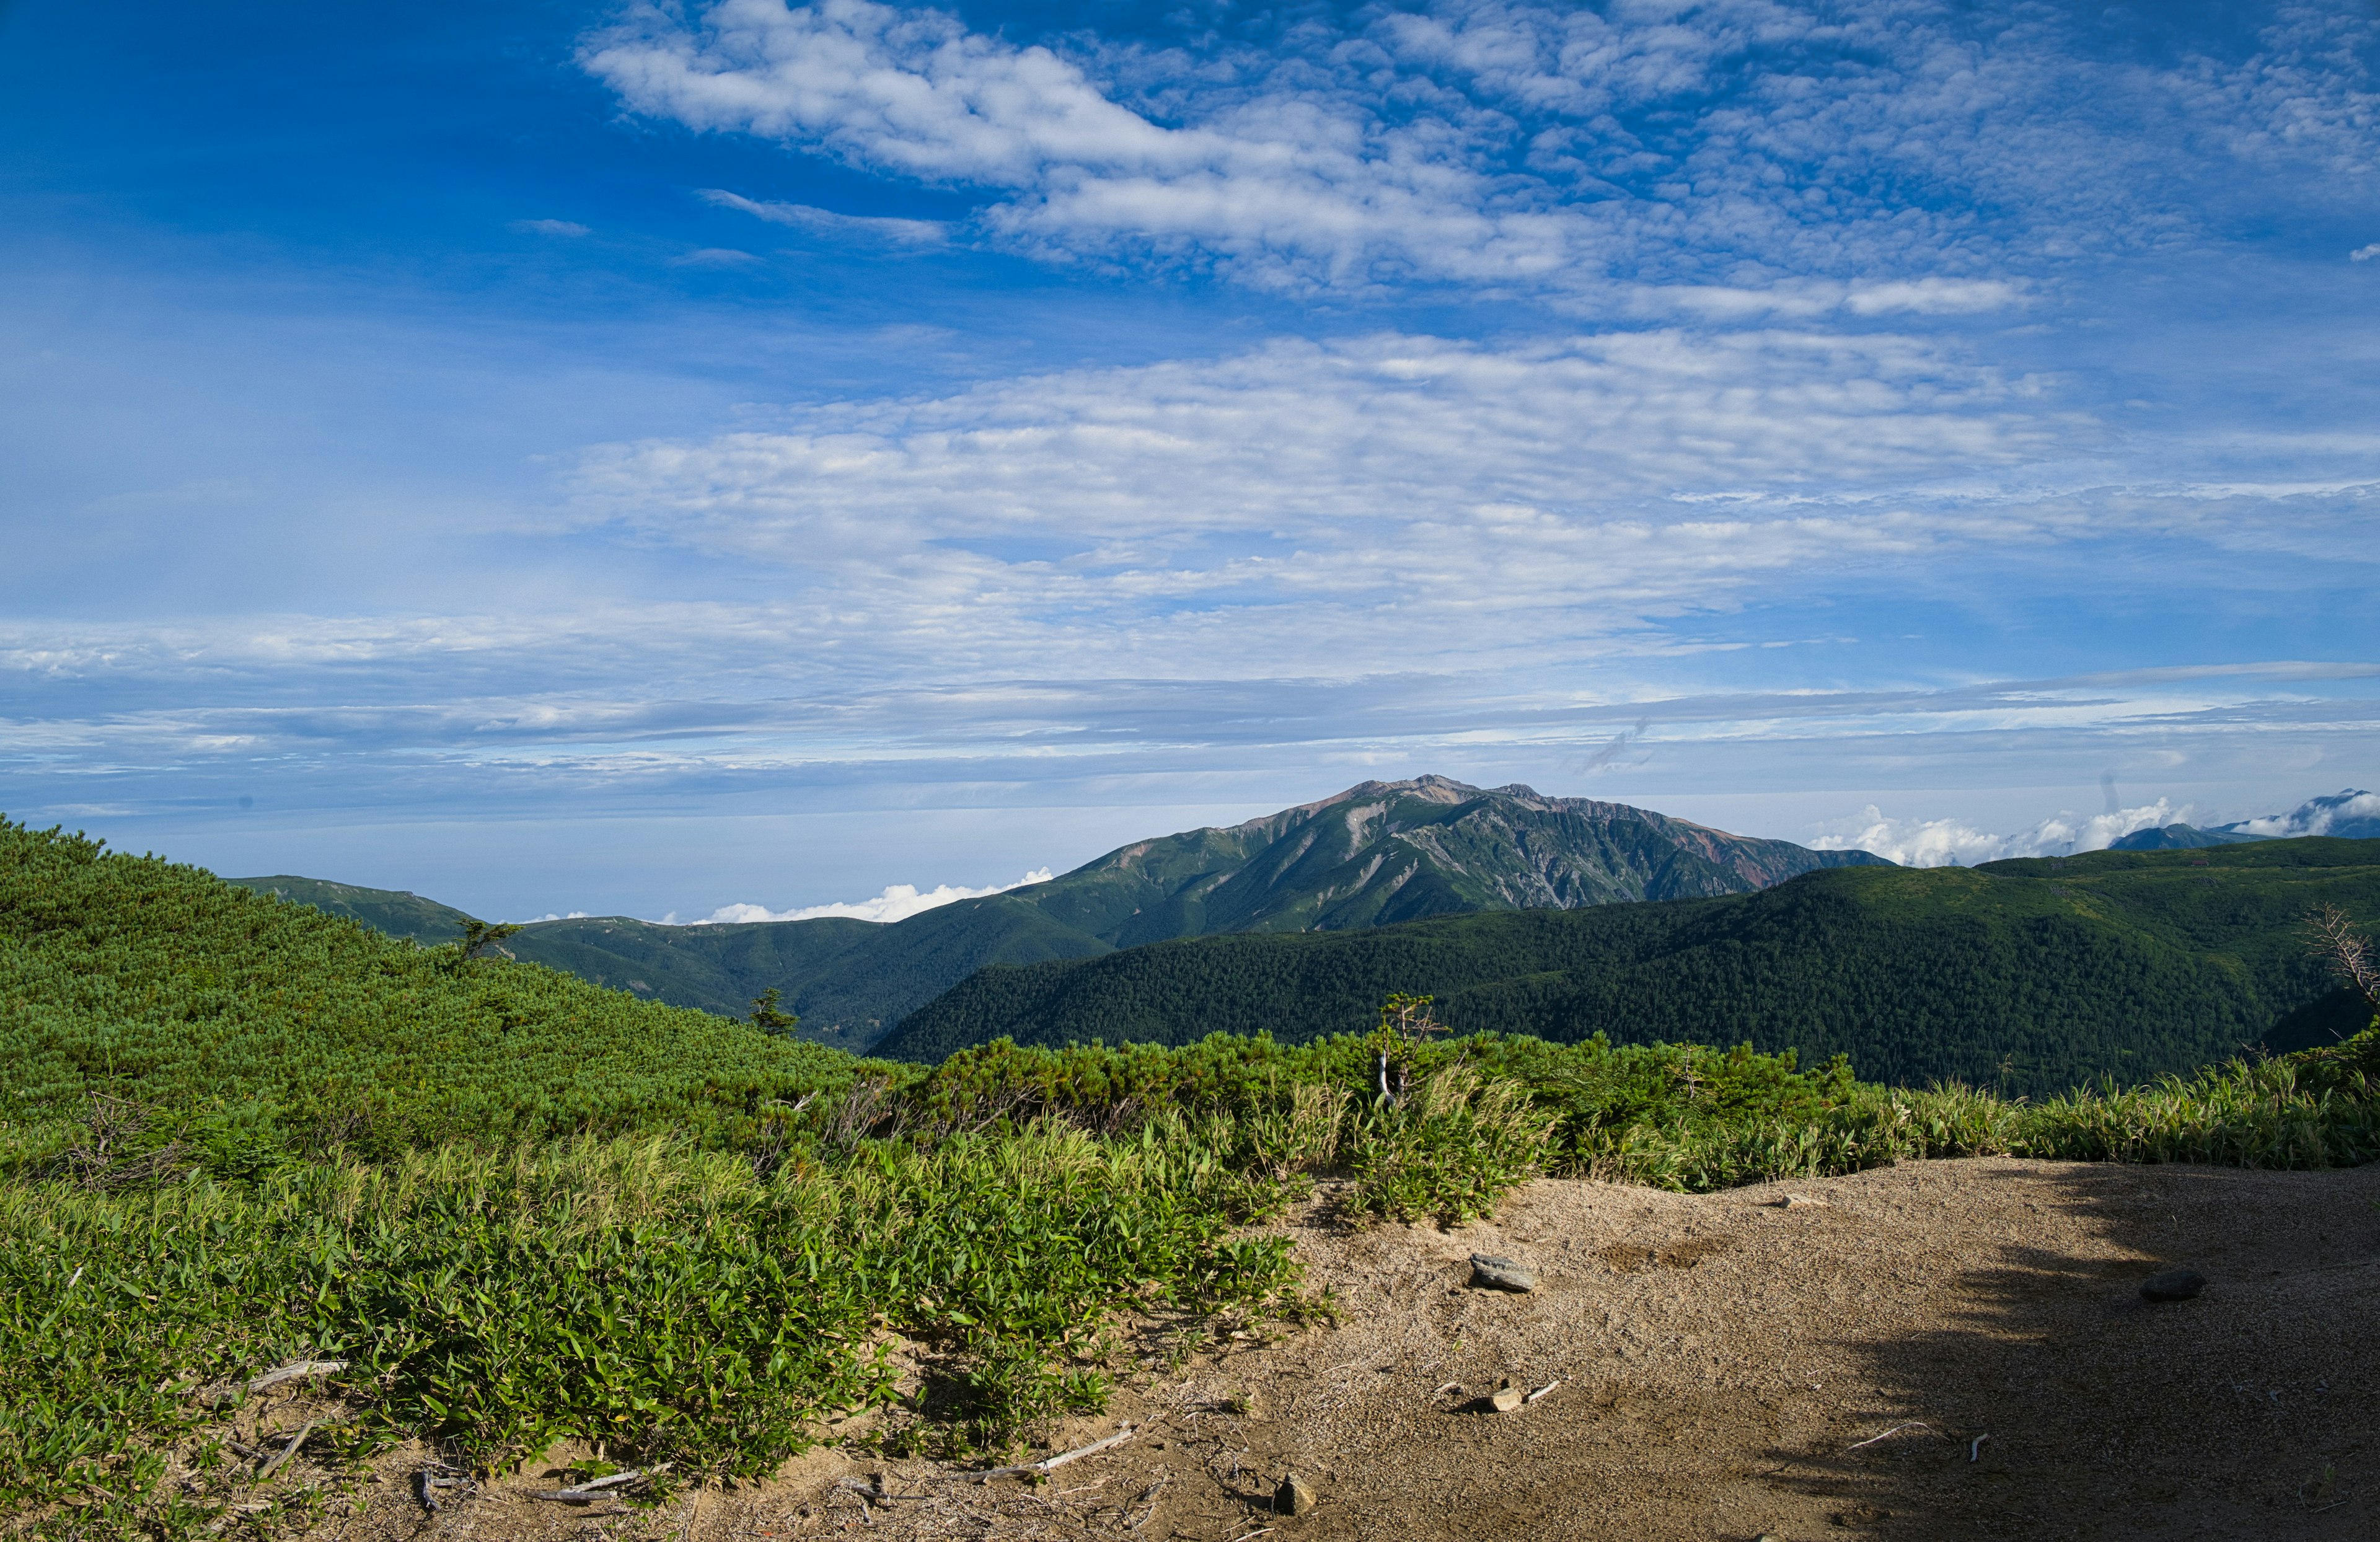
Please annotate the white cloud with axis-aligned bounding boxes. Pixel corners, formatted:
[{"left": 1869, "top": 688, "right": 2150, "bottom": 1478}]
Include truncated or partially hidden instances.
[
  {"left": 671, "top": 247, "right": 765, "bottom": 266},
  {"left": 2354, "top": 244, "right": 2380, "bottom": 262},
  {"left": 685, "top": 867, "right": 1054, "bottom": 924},
  {"left": 585, "top": 0, "right": 1581, "bottom": 292},
  {"left": 2226, "top": 790, "right": 2380, "bottom": 837},
  {"left": 566, "top": 326, "right": 2069, "bottom": 672},
  {"left": 1812, "top": 800, "right": 2181, "bottom": 866},
  {"left": 1635, "top": 280, "right": 2026, "bottom": 322},
  {"left": 509, "top": 218, "right": 592, "bottom": 237},
  {"left": 583, "top": 0, "right": 2380, "bottom": 299},
  {"left": 699, "top": 188, "right": 946, "bottom": 243}
]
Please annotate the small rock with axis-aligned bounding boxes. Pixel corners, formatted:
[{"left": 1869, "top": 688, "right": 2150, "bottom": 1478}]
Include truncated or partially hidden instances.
[
  {"left": 2141, "top": 1267, "right": 2206, "bottom": 1303},
  {"left": 1766, "top": 1193, "right": 1824, "bottom": 1208},
  {"left": 1274, "top": 1473, "right": 1317, "bottom": 1516},
  {"left": 1470, "top": 1253, "right": 1537, "bottom": 1292},
  {"left": 1488, "top": 1380, "right": 1526, "bottom": 1413}
]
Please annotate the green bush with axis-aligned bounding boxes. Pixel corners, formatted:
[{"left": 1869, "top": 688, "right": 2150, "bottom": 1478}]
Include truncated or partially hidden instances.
[{"left": 0, "top": 1122, "right": 1307, "bottom": 1534}]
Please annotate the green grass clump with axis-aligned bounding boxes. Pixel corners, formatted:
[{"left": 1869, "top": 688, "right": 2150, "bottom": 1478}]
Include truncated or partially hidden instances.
[{"left": 0, "top": 1119, "right": 1303, "bottom": 1533}]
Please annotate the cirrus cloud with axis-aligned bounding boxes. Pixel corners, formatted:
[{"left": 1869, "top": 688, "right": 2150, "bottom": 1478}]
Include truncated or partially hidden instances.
[{"left": 584, "top": 0, "right": 2380, "bottom": 299}]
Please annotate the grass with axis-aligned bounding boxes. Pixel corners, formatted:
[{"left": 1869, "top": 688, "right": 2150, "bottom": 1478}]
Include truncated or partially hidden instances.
[
  {"left": 1, "top": 1115, "right": 1305, "bottom": 1536},
  {"left": 6, "top": 818, "right": 2380, "bottom": 1541}
]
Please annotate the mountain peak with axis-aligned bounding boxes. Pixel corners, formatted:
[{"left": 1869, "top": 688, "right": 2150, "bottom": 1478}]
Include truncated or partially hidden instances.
[{"left": 1058, "top": 775, "right": 1885, "bottom": 949}]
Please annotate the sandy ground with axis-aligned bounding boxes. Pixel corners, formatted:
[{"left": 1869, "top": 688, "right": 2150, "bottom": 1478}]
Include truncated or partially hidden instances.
[{"left": 281, "top": 1158, "right": 2380, "bottom": 1542}]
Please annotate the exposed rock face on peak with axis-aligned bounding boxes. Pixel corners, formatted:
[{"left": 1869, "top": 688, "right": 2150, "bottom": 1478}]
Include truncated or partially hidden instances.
[{"left": 1022, "top": 775, "right": 1889, "bottom": 948}]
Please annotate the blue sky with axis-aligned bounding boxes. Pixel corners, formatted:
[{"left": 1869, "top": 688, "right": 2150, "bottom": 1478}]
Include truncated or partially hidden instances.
[{"left": 3, "top": 0, "right": 2378, "bottom": 920}]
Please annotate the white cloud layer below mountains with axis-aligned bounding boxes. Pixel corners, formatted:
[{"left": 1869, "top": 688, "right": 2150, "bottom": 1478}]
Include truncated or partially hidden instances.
[
  {"left": 684, "top": 867, "right": 1054, "bottom": 924},
  {"left": 1812, "top": 800, "right": 2182, "bottom": 866},
  {"left": 2229, "top": 790, "right": 2380, "bottom": 837}
]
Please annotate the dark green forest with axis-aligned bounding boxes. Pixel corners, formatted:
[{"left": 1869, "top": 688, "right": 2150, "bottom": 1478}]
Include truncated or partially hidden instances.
[
  {"left": 885, "top": 840, "right": 2380, "bottom": 1096},
  {"left": 234, "top": 778, "right": 1884, "bottom": 1045}
]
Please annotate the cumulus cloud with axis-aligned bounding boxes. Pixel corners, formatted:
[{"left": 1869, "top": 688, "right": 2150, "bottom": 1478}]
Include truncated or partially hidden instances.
[
  {"left": 2355, "top": 244, "right": 2380, "bottom": 262},
  {"left": 686, "top": 867, "right": 1054, "bottom": 924},
  {"left": 1812, "top": 800, "right": 2183, "bottom": 866},
  {"left": 583, "top": 0, "right": 2380, "bottom": 299},
  {"left": 699, "top": 188, "right": 946, "bottom": 243},
  {"left": 2226, "top": 789, "right": 2380, "bottom": 837}
]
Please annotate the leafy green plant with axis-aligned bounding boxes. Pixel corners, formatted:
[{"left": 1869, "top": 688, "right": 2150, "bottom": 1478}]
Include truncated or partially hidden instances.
[{"left": 1342, "top": 1065, "right": 1553, "bottom": 1223}]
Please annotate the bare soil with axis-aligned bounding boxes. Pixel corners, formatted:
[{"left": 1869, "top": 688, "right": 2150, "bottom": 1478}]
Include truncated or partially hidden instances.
[{"left": 303, "top": 1158, "right": 2380, "bottom": 1541}]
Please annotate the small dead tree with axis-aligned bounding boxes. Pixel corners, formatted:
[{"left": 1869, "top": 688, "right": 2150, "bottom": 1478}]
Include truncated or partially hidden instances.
[
  {"left": 1370, "top": 992, "right": 1450, "bottom": 1106},
  {"left": 2306, "top": 904, "right": 2380, "bottom": 1034}
]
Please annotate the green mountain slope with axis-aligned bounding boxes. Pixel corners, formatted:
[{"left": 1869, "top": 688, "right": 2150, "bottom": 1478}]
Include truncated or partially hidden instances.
[
  {"left": 2106, "top": 825, "right": 2268, "bottom": 850},
  {"left": 10, "top": 822, "right": 860, "bottom": 1153},
  {"left": 227, "top": 875, "right": 477, "bottom": 945},
  {"left": 237, "top": 777, "right": 1884, "bottom": 1045},
  {"left": 503, "top": 899, "right": 1114, "bottom": 1042},
  {"left": 883, "top": 838, "right": 2380, "bottom": 1095}
]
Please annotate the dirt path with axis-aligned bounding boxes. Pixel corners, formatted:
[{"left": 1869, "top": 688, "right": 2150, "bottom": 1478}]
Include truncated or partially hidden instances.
[{"left": 332, "top": 1158, "right": 2380, "bottom": 1541}]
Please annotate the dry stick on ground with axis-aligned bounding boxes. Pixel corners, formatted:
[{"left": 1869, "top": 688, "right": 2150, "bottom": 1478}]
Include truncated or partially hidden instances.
[
  {"left": 247, "top": 1359, "right": 347, "bottom": 1393},
  {"left": 1123, "top": 1479, "right": 1168, "bottom": 1533},
  {"left": 578, "top": 1471, "right": 646, "bottom": 1493},
  {"left": 537, "top": 1470, "right": 650, "bottom": 1504},
  {"left": 973, "top": 1425, "right": 1137, "bottom": 1481},
  {"left": 211, "top": 1358, "right": 348, "bottom": 1403},
  {"left": 254, "top": 1421, "right": 317, "bottom": 1481},
  {"left": 1844, "top": 1421, "right": 1946, "bottom": 1452}
]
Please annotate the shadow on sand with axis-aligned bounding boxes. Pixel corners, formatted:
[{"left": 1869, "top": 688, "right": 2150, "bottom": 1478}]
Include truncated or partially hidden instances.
[{"left": 1761, "top": 1161, "right": 2380, "bottom": 1541}]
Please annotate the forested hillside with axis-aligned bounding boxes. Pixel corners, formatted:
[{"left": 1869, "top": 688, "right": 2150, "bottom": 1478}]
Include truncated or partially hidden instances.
[
  {"left": 885, "top": 839, "right": 2380, "bottom": 1095},
  {"left": 501, "top": 899, "right": 1111, "bottom": 1041},
  {"left": 237, "top": 775, "right": 1883, "bottom": 1045}
]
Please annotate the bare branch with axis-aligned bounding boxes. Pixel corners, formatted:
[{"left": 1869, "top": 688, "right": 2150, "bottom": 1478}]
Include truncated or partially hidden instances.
[{"left": 2306, "top": 905, "right": 2380, "bottom": 1007}]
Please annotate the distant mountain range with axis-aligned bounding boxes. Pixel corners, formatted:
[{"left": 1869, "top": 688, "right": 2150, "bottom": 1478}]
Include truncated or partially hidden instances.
[
  {"left": 235, "top": 775, "right": 1885, "bottom": 1047},
  {"left": 2110, "top": 789, "right": 2380, "bottom": 850},
  {"left": 883, "top": 837, "right": 2380, "bottom": 1095}
]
